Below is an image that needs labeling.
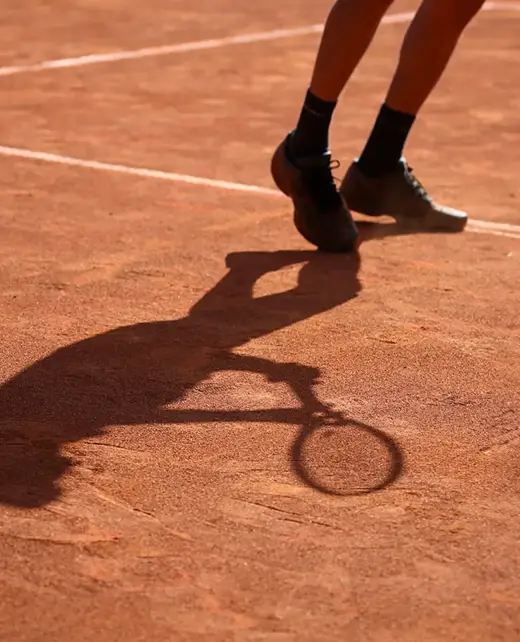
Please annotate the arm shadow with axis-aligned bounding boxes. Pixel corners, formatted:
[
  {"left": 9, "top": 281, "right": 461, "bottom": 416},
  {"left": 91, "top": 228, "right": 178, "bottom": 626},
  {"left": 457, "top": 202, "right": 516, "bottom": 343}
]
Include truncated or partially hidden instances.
[{"left": 0, "top": 223, "right": 406, "bottom": 506}]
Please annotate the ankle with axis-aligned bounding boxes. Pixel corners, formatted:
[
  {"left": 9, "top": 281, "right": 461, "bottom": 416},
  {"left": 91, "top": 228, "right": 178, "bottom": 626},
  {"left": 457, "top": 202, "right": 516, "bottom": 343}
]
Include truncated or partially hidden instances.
[
  {"left": 290, "top": 89, "right": 337, "bottom": 158},
  {"left": 357, "top": 103, "right": 415, "bottom": 178}
]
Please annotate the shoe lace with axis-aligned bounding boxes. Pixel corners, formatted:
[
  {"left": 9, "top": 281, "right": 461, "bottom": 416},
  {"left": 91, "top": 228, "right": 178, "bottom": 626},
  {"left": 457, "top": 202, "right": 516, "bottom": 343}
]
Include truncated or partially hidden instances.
[
  {"left": 301, "top": 159, "right": 342, "bottom": 211},
  {"left": 403, "top": 164, "right": 430, "bottom": 201}
]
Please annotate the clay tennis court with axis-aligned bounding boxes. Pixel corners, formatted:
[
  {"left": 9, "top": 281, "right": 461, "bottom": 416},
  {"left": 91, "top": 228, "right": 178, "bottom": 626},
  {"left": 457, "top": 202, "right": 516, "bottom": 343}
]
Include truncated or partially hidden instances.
[{"left": 0, "top": 1, "right": 519, "bottom": 640}]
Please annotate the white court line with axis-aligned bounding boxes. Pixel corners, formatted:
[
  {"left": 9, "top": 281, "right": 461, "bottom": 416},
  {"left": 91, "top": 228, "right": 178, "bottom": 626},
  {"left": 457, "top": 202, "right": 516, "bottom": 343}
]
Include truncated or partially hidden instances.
[
  {"left": 0, "top": 12, "right": 414, "bottom": 78},
  {"left": 0, "top": 2, "right": 518, "bottom": 240},
  {"left": 467, "top": 219, "right": 520, "bottom": 238},
  {"left": 0, "top": 145, "right": 279, "bottom": 196},
  {"left": 482, "top": 1, "right": 520, "bottom": 9},
  {"left": 0, "top": 1, "right": 518, "bottom": 78},
  {"left": 0, "top": 143, "right": 518, "bottom": 240}
]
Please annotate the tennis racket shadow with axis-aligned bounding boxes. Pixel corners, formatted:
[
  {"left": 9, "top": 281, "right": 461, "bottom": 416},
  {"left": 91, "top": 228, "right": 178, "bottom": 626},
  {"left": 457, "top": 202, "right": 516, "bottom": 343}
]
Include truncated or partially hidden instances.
[
  {"left": 0, "top": 230, "right": 404, "bottom": 506},
  {"left": 160, "top": 352, "right": 403, "bottom": 497}
]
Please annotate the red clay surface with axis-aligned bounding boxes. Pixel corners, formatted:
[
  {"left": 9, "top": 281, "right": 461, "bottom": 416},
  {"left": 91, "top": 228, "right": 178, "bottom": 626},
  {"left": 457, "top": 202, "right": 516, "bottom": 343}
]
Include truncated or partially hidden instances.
[{"left": 0, "top": 1, "right": 519, "bottom": 641}]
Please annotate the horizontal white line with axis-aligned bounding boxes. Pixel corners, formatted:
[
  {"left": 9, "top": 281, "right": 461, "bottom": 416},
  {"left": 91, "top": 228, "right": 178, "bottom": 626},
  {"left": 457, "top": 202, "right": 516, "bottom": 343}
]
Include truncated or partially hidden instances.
[
  {"left": 0, "top": 145, "right": 278, "bottom": 196},
  {"left": 0, "top": 143, "right": 518, "bottom": 240},
  {"left": 481, "top": 1, "right": 520, "bottom": 10},
  {"left": 0, "top": 11, "right": 419, "bottom": 78},
  {"left": 469, "top": 227, "right": 520, "bottom": 239},
  {"left": 0, "top": 25, "right": 323, "bottom": 78},
  {"left": 1, "top": 2, "right": 518, "bottom": 79},
  {"left": 467, "top": 218, "right": 520, "bottom": 234}
]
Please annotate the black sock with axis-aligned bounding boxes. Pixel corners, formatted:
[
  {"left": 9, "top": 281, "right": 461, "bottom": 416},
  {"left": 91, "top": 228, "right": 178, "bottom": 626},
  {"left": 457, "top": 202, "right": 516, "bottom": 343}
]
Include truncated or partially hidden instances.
[
  {"left": 357, "top": 103, "right": 416, "bottom": 178},
  {"left": 289, "top": 89, "right": 337, "bottom": 159}
]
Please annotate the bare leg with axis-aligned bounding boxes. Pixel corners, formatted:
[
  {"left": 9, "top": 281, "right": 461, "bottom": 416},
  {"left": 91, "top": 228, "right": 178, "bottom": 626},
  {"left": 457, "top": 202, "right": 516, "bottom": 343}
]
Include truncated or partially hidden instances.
[
  {"left": 339, "top": 0, "right": 485, "bottom": 231},
  {"left": 357, "top": 0, "right": 486, "bottom": 176},
  {"left": 271, "top": 0, "right": 485, "bottom": 250},
  {"left": 309, "top": 0, "right": 394, "bottom": 102},
  {"left": 386, "top": 0, "right": 486, "bottom": 114},
  {"left": 289, "top": 0, "right": 394, "bottom": 156},
  {"left": 270, "top": 0, "right": 394, "bottom": 253}
]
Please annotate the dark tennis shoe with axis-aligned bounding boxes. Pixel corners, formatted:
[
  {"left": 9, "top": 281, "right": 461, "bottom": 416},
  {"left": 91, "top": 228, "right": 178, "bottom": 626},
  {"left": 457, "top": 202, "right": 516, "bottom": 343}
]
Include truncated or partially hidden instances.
[
  {"left": 271, "top": 133, "right": 359, "bottom": 252},
  {"left": 340, "top": 159, "right": 467, "bottom": 232}
]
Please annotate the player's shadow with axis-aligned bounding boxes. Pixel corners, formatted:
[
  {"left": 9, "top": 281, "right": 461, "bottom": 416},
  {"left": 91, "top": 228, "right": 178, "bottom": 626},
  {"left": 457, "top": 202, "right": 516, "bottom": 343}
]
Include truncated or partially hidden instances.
[{"left": 0, "top": 222, "right": 406, "bottom": 507}]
